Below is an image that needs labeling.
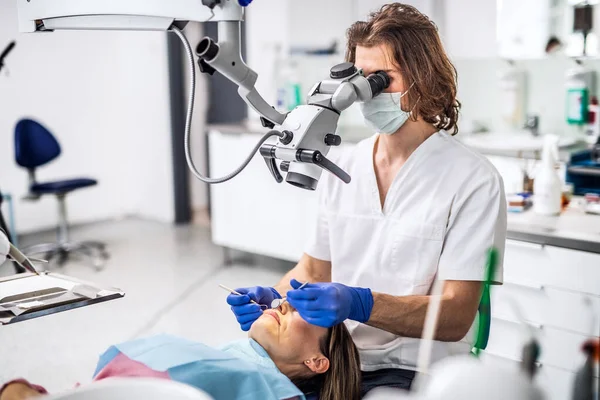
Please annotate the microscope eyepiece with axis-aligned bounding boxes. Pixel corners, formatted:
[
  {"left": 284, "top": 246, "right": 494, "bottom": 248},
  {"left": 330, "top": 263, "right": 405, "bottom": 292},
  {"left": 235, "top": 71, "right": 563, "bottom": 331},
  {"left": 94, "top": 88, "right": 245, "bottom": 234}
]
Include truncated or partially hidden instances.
[
  {"left": 366, "top": 70, "right": 391, "bottom": 98},
  {"left": 196, "top": 37, "right": 219, "bottom": 61}
]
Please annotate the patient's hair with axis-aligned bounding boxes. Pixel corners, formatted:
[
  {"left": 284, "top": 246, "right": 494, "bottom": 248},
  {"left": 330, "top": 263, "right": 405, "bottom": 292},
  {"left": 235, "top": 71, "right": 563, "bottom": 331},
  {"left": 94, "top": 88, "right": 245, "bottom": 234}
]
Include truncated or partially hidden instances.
[{"left": 290, "top": 323, "right": 361, "bottom": 400}]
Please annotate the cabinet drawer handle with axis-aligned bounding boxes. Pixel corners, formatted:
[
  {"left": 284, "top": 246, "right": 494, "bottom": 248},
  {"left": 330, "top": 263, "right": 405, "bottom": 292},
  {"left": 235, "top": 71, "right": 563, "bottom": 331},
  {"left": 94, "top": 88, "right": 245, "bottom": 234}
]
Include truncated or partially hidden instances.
[
  {"left": 504, "top": 281, "right": 545, "bottom": 291},
  {"left": 543, "top": 284, "right": 600, "bottom": 298},
  {"left": 483, "top": 351, "right": 543, "bottom": 368},
  {"left": 507, "top": 240, "right": 545, "bottom": 251},
  {"left": 493, "top": 315, "right": 544, "bottom": 330}
]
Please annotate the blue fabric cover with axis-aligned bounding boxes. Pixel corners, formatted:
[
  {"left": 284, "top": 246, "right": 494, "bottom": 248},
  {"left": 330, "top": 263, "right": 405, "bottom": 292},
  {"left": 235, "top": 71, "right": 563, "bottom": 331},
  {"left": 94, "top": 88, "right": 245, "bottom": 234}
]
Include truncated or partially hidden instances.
[
  {"left": 94, "top": 335, "right": 305, "bottom": 400},
  {"left": 14, "top": 119, "right": 61, "bottom": 169},
  {"left": 30, "top": 178, "right": 97, "bottom": 194}
]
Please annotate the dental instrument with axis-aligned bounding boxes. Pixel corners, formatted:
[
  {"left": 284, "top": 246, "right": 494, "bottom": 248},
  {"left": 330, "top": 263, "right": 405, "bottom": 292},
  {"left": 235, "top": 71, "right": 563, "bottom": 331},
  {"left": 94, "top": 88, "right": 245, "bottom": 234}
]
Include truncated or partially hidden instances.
[
  {"left": 0, "top": 41, "right": 16, "bottom": 74},
  {"left": 15, "top": 0, "right": 390, "bottom": 191},
  {"left": 0, "top": 272, "right": 125, "bottom": 325},
  {"left": 270, "top": 281, "right": 309, "bottom": 308},
  {"left": 218, "top": 284, "right": 268, "bottom": 309},
  {"left": 0, "top": 229, "right": 40, "bottom": 275}
]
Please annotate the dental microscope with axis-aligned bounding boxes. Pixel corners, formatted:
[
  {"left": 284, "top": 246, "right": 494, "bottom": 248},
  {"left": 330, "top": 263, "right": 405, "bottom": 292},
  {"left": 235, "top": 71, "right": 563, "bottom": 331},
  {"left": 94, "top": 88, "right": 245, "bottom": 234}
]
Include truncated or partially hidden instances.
[{"left": 15, "top": 0, "right": 389, "bottom": 191}]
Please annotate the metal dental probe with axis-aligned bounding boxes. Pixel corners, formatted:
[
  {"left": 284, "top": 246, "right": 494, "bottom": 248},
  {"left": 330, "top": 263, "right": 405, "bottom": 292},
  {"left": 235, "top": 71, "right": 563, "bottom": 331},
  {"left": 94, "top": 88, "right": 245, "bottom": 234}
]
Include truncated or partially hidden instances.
[
  {"left": 218, "top": 284, "right": 268, "bottom": 309},
  {"left": 270, "top": 281, "right": 309, "bottom": 308}
]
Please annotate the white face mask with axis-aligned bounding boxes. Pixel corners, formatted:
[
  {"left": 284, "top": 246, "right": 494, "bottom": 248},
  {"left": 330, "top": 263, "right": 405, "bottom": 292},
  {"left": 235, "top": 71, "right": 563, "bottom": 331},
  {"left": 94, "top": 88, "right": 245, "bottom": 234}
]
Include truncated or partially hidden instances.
[{"left": 359, "top": 90, "right": 411, "bottom": 135}]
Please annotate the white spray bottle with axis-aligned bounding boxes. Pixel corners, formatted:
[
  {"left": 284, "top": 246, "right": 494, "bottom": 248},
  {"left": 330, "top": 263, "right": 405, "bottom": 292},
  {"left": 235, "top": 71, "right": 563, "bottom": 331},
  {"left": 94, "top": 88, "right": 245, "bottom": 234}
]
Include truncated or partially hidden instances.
[{"left": 534, "top": 135, "right": 562, "bottom": 215}]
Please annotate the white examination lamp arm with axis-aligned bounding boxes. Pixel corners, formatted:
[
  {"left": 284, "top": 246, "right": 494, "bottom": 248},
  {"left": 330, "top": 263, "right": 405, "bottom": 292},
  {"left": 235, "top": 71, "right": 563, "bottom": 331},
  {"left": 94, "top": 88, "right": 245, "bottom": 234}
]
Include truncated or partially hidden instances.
[
  {"left": 16, "top": 0, "right": 285, "bottom": 126},
  {"left": 17, "top": 0, "right": 244, "bottom": 32},
  {"left": 195, "top": 21, "right": 286, "bottom": 126}
]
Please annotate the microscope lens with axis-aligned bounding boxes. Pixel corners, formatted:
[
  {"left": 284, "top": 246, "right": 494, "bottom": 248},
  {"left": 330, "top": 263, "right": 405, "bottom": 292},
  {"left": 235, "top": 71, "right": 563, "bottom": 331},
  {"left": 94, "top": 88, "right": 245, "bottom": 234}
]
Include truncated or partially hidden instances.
[{"left": 367, "top": 71, "right": 391, "bottom": 98}]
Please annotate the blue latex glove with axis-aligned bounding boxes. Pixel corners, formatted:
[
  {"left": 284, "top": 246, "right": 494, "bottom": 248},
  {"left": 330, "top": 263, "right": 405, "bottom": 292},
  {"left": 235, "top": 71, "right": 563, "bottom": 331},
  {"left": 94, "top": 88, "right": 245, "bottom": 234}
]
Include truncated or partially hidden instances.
[
  {"left": 226, "top": 286, "right": 281, "bottom": 331},
  {"left": 286, "top": 279, "right": 374, "bottom": 328}
]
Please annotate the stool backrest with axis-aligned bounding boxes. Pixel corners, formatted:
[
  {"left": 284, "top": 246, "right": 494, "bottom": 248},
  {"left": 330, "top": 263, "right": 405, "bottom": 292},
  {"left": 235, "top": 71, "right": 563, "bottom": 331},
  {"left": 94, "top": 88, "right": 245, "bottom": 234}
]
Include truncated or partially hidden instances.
[{"left": 14, "top": 119, "right": 61, "bottom": 169}]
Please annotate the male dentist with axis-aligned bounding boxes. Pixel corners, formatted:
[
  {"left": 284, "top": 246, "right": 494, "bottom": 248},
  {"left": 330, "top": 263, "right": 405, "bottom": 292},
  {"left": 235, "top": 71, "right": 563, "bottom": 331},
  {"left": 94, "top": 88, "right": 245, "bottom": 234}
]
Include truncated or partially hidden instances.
[{"left": 227, "top": 3, "right": 507, "bottom": 396}]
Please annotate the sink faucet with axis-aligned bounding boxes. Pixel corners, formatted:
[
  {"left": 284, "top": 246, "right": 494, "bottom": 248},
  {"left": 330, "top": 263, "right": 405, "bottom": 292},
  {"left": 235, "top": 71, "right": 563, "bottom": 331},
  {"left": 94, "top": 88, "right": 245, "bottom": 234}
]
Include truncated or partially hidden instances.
[{"left": 524, "top": 114, "right": 540, "bottom": 136}]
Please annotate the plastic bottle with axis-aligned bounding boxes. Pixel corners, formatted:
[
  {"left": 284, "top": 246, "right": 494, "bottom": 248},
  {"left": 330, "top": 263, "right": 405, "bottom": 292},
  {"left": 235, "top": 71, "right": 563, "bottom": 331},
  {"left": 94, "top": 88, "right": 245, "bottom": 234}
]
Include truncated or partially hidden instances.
[
  {"left": 565, "top": 63, "right": 594, "bottom": 125},
  {"left": 498, "top": 61, "right": 527, "bottom": 130},
  {"left": 533, "top": 135, "right": 562, "bottom": 216}
]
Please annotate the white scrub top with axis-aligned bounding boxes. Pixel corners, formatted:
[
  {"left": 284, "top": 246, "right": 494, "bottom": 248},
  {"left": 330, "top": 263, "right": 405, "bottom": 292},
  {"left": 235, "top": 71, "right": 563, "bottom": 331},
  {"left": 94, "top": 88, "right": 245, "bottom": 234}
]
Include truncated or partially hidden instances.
[{"left": 305, "top": 132, "right": 507, "bottom": 372}]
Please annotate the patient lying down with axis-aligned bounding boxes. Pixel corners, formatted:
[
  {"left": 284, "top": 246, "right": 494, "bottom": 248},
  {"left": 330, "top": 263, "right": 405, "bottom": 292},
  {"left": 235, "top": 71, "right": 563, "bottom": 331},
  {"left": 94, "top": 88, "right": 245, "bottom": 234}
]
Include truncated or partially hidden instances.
[{"left": 0, "top": 303, "right": 361, "bottom": 400}]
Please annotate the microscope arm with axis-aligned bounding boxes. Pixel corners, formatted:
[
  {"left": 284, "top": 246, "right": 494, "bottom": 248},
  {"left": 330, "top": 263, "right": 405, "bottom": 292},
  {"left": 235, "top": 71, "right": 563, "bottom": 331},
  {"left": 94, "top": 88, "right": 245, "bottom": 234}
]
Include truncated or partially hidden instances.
[
  {"left": 14, "top": 1, "right": 386, "bottom": 189},
  {"left": 16, "top": 0, "right": 285, "bottom": 126}
]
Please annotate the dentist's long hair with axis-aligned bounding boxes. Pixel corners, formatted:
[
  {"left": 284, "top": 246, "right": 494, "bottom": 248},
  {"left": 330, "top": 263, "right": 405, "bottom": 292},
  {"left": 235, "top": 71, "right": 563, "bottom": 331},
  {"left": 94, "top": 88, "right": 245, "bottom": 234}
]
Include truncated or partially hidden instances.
[
  {"left": 345, "top": 3, "right": 461, "bottom": 135},
  {"left": 290, "top": 322, "right": 361, "bottom": 400}
]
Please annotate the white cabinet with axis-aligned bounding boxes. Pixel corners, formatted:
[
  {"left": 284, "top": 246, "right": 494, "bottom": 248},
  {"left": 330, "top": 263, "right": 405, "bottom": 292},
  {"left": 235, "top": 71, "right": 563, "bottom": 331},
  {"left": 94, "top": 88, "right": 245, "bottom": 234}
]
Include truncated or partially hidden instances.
[
  {"left": 502, "top": 240, "right": 600, "bottom": 295},
  {"left": 493, "top": 281, "right": 600, "bottom": 336},
  {"left": 288, "top": 0, "right": 354, "bottom": 48},
  {"left": 484, "top": 238, "right": 600, "bottom": 400},
  {"left": 208, "top": 130, "right": 346, "bottom": 262},
  {"left": 497, "top": 0, "right": 551, "bottom": 59},
  {"left": 443, "top": 0, "right": 552, "bottom": 59},
  {"left": 354, "top": 0, "right": 499, "bottom": 59},
  {"left": 486, "top": 317, "right": 599, "bottom": 376},
  {"left": 442, "top": 0, "right": 498, "bottom": 59},
  {"left": 479, "top": 353, "right": 591, "bottom": 400},
  {"left": 209, "top": 130, "right": 317, "bottom": 262},
  {"left": 355, "top": 0, "right": 439, "bottom": 19}
]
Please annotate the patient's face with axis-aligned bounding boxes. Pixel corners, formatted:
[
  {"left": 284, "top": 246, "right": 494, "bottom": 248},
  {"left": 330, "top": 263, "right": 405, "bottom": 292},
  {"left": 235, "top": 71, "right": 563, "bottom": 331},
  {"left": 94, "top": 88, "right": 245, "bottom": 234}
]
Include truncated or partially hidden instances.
[{"left": 249, "top": 302, "right": 327, "bottom": 367}]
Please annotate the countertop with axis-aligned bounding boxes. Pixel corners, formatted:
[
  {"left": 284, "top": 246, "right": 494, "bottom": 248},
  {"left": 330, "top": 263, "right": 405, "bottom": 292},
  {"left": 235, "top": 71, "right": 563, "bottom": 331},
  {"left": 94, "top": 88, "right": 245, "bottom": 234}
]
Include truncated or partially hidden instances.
[
  {"left": 209, "top": 123, "right": 600, "bottom": 254},
  {"left": 507, "top": 205, "right": 600, "bottom": 254}
]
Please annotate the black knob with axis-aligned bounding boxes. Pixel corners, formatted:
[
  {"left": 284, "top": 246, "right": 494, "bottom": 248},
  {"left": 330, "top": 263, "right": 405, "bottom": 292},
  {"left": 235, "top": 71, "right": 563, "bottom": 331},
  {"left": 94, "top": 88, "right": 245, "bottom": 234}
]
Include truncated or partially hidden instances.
[
  {"left": 330, "top": 62, "right": 357, "bottom": 79},
  {"left": 197, "top": 59, "right": 216, "bottom": 75},
  {"left": 324, "top": 134, "right": 341, "bottom": 146},
  {"left": 280, "top": 161, "right": 290, "bottom": 172},
  {"left": 196, "top": 37, "right": 219, "bottom": 61},
  {"left": 259, "top": 144, "right": 282, "bottom": 183},
  {"left": 202, "top": 0, "right": 221, "bottom": 9},
  {"left": 260, "top": 117, "right": 275, "bottom": 129},
  {"left": 280, "top": 130, "right": 293, "bottom": 145}
]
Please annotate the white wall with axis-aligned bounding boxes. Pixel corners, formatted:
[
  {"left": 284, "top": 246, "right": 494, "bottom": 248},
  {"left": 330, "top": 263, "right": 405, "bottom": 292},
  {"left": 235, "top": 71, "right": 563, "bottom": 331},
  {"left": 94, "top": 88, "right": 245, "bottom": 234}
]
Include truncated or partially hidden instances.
[
  {"left": 454, "top": 56, "right": 600, "bottom": 135},
  {"left": 444, "top": 0, "right": 497, "bottom": 59},
  {"left": 244, "top": 0, "right": 449, "bottom": 123},
  {"left": 245, "top": 0, "right": 291, "bottom": 112},
  {"left": 0, "top": 1, "right": 176, "bottom": 234}
]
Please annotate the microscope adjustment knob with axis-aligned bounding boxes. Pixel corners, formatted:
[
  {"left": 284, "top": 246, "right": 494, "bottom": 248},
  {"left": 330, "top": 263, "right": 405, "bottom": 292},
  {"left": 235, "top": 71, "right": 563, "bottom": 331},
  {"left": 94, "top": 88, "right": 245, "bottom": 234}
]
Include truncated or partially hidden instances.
[
  {"left": 330, "top": 62, "right": 357, "bottom": 79},
  {"left": 324, "top": 134, "right": 341, "bottom": 146},
  {"left": 202, "top": 0, "right": 221, "bottom": 9},
  {"left": 280, "top": 161, "right": 290, "bottom": 172},
  {"left": 197, "top": 59, "right": 216, "bottom": 75},
  {"left": 260, "top": 117, "right": 275, "bottom": 129},
  {"left": 280, "top": 130, "right": 294, "bottom": 145}
]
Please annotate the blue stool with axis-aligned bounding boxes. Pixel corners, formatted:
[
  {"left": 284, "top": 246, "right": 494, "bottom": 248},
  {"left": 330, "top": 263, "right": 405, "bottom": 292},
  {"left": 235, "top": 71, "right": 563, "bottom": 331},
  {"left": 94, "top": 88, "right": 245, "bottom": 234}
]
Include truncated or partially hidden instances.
[{"left": 14, "top": 119, "right": 108, "bottom": 269}]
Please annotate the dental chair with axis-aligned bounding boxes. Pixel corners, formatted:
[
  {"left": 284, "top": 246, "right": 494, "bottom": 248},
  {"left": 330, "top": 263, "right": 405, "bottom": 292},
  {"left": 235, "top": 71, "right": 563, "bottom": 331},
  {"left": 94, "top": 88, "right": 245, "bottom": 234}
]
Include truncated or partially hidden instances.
[
  {"left": 43, "top": 378, "right": 213, "bottom": 400},
  {"left": 14, "top": 119, "right": 108, "bottom": 269}
]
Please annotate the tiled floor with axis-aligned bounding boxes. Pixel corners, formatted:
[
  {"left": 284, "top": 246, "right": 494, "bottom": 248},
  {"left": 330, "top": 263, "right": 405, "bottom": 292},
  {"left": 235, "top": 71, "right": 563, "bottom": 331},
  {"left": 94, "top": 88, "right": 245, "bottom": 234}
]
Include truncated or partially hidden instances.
[{"left": 0, "top": 218, "right": 291, "bottom": 392}]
